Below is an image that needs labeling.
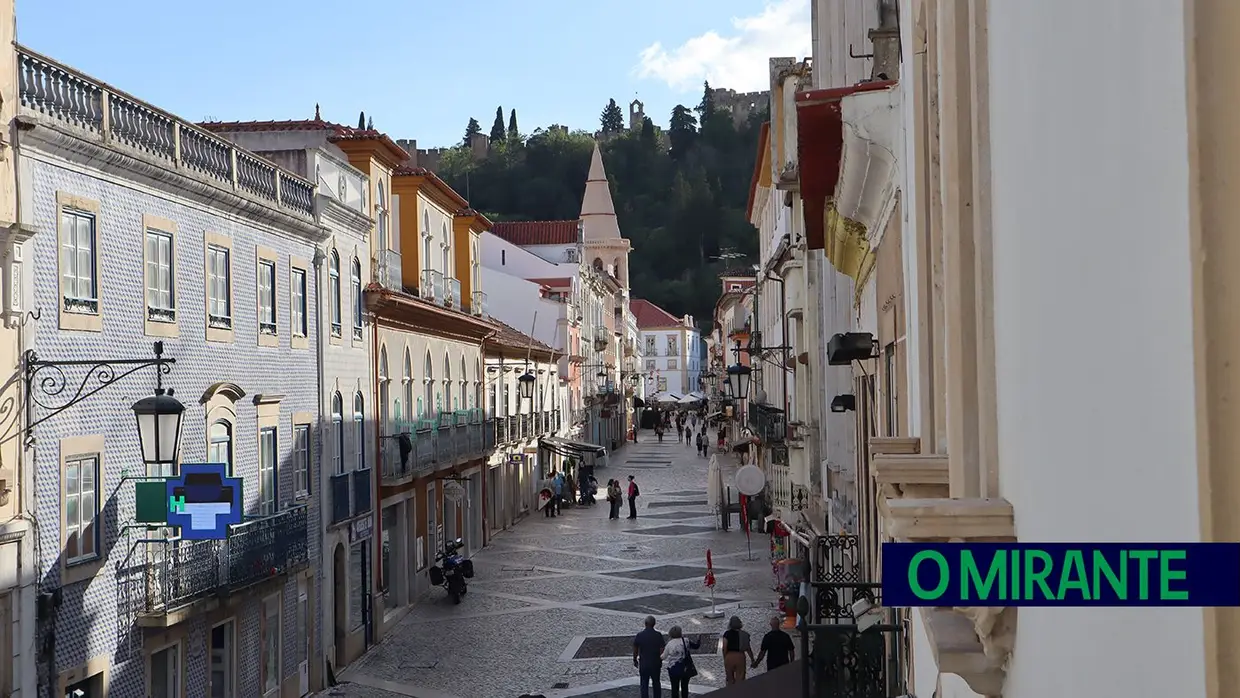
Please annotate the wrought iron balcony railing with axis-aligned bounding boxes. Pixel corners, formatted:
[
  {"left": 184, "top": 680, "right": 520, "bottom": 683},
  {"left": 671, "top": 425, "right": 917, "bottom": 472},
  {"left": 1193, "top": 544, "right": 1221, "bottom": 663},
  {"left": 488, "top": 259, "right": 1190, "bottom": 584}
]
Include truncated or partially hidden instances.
[
  {"left": 140, "top": 505, "right": 310, "bottom": 618},
  {"left": 373, "top": 250, "right": 403, "bottom": 290},
  {"left": 421, "top": 269, "right": 444, "bottom": 305},
  {"left": 471, "top": 290, "right": 487, "bottom": 317},
  {"left": 380, "top": 436, "right": 413, "bottom": 484},
  {"left": 329, "top": 472, "right": 351, "bottom": 525},
  {"left": 445, "top": 277, "right": 461, "bottom": 309},
  {"left": 748, "top": 402, "right": 787, "bottom": 444},
  {"left": 352, "top": 467, "right": 372, "bottom": 515},
  {"left": 17, "top": 48, "right": 315, "bottom": 219},
  {"left": 484, "top": 418, "right": 497, "bottom": 450},
  {"left": 496, "top": 415, "right": 509, "bottom": 444}
]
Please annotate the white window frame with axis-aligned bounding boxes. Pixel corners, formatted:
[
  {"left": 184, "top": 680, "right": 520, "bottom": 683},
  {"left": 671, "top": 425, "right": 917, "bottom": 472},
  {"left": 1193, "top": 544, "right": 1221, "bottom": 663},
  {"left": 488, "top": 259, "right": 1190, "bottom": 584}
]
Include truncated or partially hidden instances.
[
  {"left": 351, "top": 257, "right": 363, "bottom": 341},
  {"left": 145, "top": 228, "right": 176, "bottom": 322},
  {"left": 258, "top": 259, "right": 277, "bottom": 336},
  {"left": 259, "top": 426, "right": 278, "bottom": 515},
  {"left": 148, "top": 640, "right": 183, "bottom": 698},
  {"left": 260, "top": 593, "right": 282, "bottom": 697},
  {"left": 331, "top": 392, "right": 345, "bottom": 474},
  {"left": 209, "top": 618, "right": 237, "bottom": 698},
  {"left": 64, "top": 454, "right": 99, "bottom": 565},
  {"left": 291, "top": 267, "right": 307, "bottom": 338},
  {"left": 328, "top": 250, "right": 342, "bottom": 337},
  {"left": 353, "top": 392, "right": 365, "bottom": 471},
  {"left": 208, "top": 419, "right": 233, "bottom": 473},
  {"left": 60, "top": 205, "right": 98, "bottom": 314},
  {"left": 207, "top": 244, "right": 231, "bottom": 329},
  {"left": 294, "top": 423, "right": 310, "bottom": 497}
]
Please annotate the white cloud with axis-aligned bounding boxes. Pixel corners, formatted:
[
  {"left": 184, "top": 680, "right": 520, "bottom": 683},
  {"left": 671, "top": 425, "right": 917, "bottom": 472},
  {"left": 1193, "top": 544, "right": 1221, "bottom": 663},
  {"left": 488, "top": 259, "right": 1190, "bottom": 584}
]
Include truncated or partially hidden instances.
[{"left": 635, "top": 0, "right": 812, "bottom": 93}]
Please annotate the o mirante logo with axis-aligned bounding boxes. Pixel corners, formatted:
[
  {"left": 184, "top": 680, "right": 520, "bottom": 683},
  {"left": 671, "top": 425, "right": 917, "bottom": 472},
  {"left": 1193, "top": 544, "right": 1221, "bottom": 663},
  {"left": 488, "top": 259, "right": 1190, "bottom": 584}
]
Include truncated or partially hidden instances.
[{"left": 881, "top": 543, "right": 1240, "bottom": 607}]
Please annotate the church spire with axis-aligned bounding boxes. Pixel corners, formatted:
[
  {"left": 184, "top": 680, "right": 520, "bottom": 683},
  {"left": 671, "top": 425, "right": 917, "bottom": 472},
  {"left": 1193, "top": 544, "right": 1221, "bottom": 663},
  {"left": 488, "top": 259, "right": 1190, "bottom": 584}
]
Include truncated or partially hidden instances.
[{"left": 580, "top": 141, "right": 622, "bottom": 241}]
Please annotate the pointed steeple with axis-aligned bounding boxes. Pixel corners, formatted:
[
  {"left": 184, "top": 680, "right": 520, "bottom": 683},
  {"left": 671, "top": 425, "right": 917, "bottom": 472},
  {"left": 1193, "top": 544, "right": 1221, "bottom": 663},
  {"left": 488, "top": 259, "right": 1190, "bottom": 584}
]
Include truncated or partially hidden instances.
[{"left": 580, "top": 141, "right": 622, "bottom": 241}]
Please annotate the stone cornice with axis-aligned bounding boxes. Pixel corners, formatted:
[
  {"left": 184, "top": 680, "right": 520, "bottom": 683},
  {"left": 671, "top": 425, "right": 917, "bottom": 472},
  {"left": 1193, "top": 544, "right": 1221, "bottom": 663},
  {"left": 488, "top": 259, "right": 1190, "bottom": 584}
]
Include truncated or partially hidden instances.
[
  {"left": 16, "top": 115, "right": 328, "bottom": 243},
  {"left": 319, "top": 194, "right": 373, "bottom": 237}
]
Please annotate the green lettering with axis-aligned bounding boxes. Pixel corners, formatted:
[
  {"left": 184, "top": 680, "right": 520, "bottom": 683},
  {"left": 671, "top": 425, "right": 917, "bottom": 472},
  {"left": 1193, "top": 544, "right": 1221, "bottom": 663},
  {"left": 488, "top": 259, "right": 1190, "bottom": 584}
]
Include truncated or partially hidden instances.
[
  {"left": 1023, "top": 550, "right": 1055, "bottom": 600},
  {"left": 1010, "top": 549, "right": 1020, "bottom": 599},
  {"left": 961, "top": 550, "right": 1006, "bottom": 601},
  {"left": 1130, "top": 550, "right": 1158, "bottom": 599},
  {"left": 909, "top": 550, "right": 950, "bottom": 599},
  {"left": 169, "top": 495, "right": 185, "bottom": 512},
  {"left": 1092, "top": 550, "right": 1127, "bottom": 600},
  {"left": 1159, "top": 550, "right": 1189, "bottom": 601},
  {"left": 1057, "top": 550, "right": 1090, "bottom": 600}
]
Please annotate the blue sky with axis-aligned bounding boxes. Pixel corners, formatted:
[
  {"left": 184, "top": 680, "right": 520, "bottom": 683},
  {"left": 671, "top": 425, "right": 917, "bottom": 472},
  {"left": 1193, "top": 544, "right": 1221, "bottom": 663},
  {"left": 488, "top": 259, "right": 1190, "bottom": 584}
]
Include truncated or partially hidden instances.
[{"left": 17, "top": 0, "right": 809, "bottom": 148}]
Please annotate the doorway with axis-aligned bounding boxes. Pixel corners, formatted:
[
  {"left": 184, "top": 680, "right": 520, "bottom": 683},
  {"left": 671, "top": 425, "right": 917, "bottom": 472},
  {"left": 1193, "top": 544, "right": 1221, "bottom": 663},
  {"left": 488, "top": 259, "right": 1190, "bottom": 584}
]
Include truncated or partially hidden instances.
[{"left": 333, "top": 544, "right": 346, "bottom": 668}]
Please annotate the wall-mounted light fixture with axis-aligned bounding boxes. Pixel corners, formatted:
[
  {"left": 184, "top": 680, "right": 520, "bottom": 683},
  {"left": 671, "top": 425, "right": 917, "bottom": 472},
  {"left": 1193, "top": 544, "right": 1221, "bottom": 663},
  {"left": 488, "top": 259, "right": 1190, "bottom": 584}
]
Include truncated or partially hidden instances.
[
  {"left": 830, "top": 394, "right": 856, "bottom": 413},
  {"left": 827, "top": 332, "right": 879, "bottom": 365}
]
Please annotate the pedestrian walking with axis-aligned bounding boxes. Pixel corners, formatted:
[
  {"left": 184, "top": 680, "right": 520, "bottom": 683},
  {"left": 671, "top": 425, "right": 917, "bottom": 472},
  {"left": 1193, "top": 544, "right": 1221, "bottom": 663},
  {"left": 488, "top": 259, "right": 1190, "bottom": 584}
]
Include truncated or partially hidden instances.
[
  {"left": 753, "top": 616, "right": 796, "bottom": 672},
  {"left": 677, "top": 421, "right": 684, "bottom": 442},
  {"left": 695, "top": 431, "right": 706, "bottom": 457},
  {"left": 633, "top": 616, "right": 666, "bottom": 698},
  {"left": 717, "top": 426, "right": 726, "bottom": 452},
  {"left": 552, "top": 470, "right": 565, "bottom": 517},
  {"left": 544, "top": 469, "right": 559, "bottom": 518},
  {"left": 720, "top": 616, "right": 755, "bottom": 685},
  {"left": 662, "top": 626, "right": 700, "bottom": 698},
  {"left": 627, "top": 475, "right": 641, "bottom": 519}
]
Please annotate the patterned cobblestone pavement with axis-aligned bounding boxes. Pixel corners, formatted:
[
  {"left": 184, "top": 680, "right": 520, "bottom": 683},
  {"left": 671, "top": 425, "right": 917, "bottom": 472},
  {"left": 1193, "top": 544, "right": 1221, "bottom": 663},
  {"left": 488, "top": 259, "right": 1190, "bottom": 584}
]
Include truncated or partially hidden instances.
[{"left": 321, "top": 436, "right": 785, "bottom": 698}]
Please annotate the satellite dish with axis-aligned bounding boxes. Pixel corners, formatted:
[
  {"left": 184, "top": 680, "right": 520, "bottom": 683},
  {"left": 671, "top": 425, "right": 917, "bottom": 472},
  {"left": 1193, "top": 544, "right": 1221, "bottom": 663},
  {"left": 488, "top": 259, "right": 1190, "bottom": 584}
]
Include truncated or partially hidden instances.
[{"left": 735, "top": 464, "right": 766, "bottom": 496}]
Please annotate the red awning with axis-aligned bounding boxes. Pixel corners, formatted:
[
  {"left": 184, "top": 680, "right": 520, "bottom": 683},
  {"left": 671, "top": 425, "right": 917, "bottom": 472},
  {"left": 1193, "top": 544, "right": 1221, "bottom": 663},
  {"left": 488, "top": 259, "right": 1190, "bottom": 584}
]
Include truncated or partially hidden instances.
[{"left": 796, "top": 81, "right": 897, "bottom": 250}]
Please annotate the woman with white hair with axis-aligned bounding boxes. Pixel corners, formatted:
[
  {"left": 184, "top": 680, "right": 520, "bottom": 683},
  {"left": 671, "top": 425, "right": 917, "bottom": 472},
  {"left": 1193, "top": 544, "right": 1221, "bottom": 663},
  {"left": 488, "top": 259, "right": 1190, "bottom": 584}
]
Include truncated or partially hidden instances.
[{"left": 661, "top": 626, "right": 701, "bottom": 698}]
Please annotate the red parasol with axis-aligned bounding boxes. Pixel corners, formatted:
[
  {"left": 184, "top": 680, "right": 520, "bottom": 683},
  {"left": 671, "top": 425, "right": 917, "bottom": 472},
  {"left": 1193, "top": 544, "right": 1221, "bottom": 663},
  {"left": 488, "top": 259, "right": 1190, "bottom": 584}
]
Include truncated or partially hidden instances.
[
  {"left": 740, "top": 494, "right": 752, "bottom": 545},
  {"left": 705, "top": 549, "right": 717, "bottom": 588}
]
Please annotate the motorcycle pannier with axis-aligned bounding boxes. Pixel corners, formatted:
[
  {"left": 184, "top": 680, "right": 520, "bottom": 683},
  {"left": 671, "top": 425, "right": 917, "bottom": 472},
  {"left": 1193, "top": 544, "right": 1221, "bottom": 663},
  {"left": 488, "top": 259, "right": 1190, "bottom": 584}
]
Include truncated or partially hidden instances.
[
  {"left": 462, "top": 559, "right": 475, "bottom": 578},
  {"left": 429, "top": 565, "right": 444, "bottom": 586}
]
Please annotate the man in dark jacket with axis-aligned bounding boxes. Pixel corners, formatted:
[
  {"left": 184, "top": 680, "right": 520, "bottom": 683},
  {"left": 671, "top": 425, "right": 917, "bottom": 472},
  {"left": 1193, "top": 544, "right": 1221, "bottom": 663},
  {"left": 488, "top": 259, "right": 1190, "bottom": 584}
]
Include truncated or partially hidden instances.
[{"left": 632, "top": 615, "right": 666, "bottom": 698}]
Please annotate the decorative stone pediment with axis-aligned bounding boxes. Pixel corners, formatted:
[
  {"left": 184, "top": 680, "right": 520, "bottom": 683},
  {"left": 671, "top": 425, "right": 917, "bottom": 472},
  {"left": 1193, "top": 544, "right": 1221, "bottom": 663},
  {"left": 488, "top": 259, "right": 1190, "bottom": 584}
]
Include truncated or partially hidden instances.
[{"left": 872, "top": 454, "right": 950, "bottom": 501}]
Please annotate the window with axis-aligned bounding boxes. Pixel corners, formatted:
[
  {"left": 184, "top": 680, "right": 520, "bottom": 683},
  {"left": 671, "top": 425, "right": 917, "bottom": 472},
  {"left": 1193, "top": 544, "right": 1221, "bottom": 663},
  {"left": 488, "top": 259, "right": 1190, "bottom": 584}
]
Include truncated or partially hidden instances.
[
  {"left": 296, "top": 581, "right": 310, "bottom": 683},
  {"left": 353, "top": 392, "right": 365, "bottom": 470},
  {"left": 207, "top": 244, "right": 231, "bottom": 329},
  {"left": 423, "top": 236, "right": 432, "bottom": 273},
  {"left": 208, "top": 421, "right": 232, "bottom": 473},
  {"left": 294, "top": 424, "right": 310, "bottom": 496},
  {"left": 259, "top": 427, "right": 277, "bottom": 515},
  {"left": 423, "top": 351, "right": 434, "bottom": 417},
  {"left": 503, "top": 383, "right": 511, "bottom": 417},
  {"left": 209, "top": 620, "right": 236, "bottom": 698},
  {"left": 729, "top": 283, "right": 742, "bottom": 291},
  {"left": 666, "top": 335, "right": 678, "bottom": 356},
  {"left": 441, "top": 223, "right": 451, "bottom": 277},
  {"left": 145, "top": 229, "right": 175, "bottom": 322},
  {"left": 149, "top": 643, "right": 181, "bottom": 698},
  {"left": 60, "top": 206, "right": 98, "bottom": 314},
  {"left": 459, "top": 357, "right": 467, "bottom": 411},
  {"left": 331, "top": 392, "right": 344, "bottom": 474},
  {"left": 291, "top": 268, "right": 307, "bottom": 338},
  {"left": 443, "top": 355, "right": 452, "bottom": 413},
  {"left": 351, "top": 257, "right": 363, "bottom": 340},
  {"left": 377, "top": 181, "right": 388, "bottom": 250},
  {"left": 488, "top": 383, "right": 497, "bottom": 416},
  {"left": 668, "top": 359, "right": 678, "bottom": 370},
  {"left": 349, "top": 541, "right": 366, "bottom": 630},
  {"left": 884, "top": 343, "right": 897, "bottom": 437},
  {"left": 403, "top": 349, "right": 414, "bottom": 429},
  {"left": 328, "top": 250, "right": 341, "bottom": 337},
  {"left": 65, "top": 455, "right": 99, "bottom": 564},
  {"left": 258, "top": 260, "right": 277, "bottom": 335},
  {"left": 646, "top": 359, "right": 656, "bottom": 370},
  {"left": 645, "top": 336, "right": 656, "bottom": 355},
  {"left": 501, "top": 249, "right": 506, "bottom": 266},
  {"left": 381, "top": 506, "right": 396, "bottom": 601},
  {"left": 260, "top": 595, "right": 281, "bottom": 696}
]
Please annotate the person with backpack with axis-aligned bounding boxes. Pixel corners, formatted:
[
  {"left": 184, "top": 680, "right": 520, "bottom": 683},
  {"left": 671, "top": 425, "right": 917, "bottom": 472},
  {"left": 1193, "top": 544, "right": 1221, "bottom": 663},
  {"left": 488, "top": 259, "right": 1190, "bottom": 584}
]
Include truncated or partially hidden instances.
[
  {"left": 695, "top": 430, "right": 706, "bottom": 457},
  {"left": 627, "top": 475, "right": 641, "bottom": 519},
  {"left": 661, "top": 625, "right": 701, "bottom": 698}
]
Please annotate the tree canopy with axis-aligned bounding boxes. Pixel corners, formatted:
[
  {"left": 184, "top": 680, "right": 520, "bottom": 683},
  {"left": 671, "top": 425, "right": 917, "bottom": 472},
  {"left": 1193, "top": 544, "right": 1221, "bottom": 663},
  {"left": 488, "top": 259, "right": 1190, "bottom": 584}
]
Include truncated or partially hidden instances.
[
  {"left": 440, "top": 93, "right": 764, "bottom": 332},
  {"left": 489, "top": 106, "right": 506, "bottom": 142},
  {"left": 600, "top": 99, "right": 625, "bottom": 133}
]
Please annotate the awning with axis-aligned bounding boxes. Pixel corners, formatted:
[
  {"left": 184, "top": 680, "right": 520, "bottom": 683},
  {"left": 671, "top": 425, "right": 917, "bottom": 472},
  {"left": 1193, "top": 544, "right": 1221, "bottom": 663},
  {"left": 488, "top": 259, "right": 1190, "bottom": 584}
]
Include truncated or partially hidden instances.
[
  {"left": 703, "top": 659, "right": 804, "bottom": 696},
  {"left": 796, "top": 81, "right": 896, "bottom": 256},
  {"left": 539, "top": 436, "right": 605, "bottom": 458}
]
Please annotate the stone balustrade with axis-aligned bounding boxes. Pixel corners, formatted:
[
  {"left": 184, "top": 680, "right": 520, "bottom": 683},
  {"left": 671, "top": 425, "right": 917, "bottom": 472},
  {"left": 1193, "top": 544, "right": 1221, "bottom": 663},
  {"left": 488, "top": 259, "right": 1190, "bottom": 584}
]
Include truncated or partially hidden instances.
[{"left": 17, "top": 46, "right": 315, "bottom": 219}]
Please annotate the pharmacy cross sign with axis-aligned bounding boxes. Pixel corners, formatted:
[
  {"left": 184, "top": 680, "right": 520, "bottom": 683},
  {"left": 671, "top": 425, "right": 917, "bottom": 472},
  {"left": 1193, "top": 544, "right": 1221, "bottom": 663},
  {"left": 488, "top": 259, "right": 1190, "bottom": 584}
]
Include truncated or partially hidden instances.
[{"left": 164, "top": 463, "right": 243, "bottom": 540}]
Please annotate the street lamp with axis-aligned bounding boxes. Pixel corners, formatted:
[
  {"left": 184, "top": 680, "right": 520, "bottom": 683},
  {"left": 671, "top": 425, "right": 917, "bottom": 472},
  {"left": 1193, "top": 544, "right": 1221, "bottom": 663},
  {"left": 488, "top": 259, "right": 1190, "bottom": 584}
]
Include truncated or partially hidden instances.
[
  {"left": 725, "top": 362, "right": 751, "bottom": 400},
  {"left": 132, "top": 388, "right": 185, "bottom": 467},
  {"left": 518, "top": 371, "right": 536, "bottom": 401}
]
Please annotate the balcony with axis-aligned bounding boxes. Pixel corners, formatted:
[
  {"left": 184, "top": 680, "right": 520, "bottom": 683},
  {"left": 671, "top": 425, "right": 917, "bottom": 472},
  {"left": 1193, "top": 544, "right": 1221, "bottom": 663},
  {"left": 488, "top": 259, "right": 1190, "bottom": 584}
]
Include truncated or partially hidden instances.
[
  {"left": 329, "top": 472, "right": 351, "bottom": 525},
  {"left": 593, "top": 327, "right": 611, "bottom": 350},
  {"left": 421, "top": 269, "right": 444, "bottom": 305},
  {"left": 352, "top": 467, "right": 372, "bottom": 515},
  {"left": 496, "top": 415, "right": 509, "bottom": 444},
  {"left": 748, "top": 402, "right": 787, "bottom": 444},
  {"left": 373, "top": 250, "right": 403, "bottom": 290},
  {"left": 471, "top": 290, "right": 488, "bottom": 317},
  {"left": 138, "top": 505, "right": 310, "bottom": 625},
  {"left": 17, "top": 48, "right": 315, "bottom": 220},
  {"left": 381, "top": 435, "right": 413, "bottom": 484},
  {"left": 484, "top": 418, "right": 497, "bottom": 450},
  {"left": 445, "top": 277, "right": 461, "bottom": 309}
]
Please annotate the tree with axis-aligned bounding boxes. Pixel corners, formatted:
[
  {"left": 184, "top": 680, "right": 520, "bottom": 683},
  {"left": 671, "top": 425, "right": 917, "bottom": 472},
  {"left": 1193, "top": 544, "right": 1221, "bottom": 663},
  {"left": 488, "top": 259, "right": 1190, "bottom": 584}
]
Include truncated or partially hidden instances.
[
  {"left": 668, "top": 104, "right": 698, "bottom": 160},
  {"left": 508, "top": 109, "right": 519, "bottom": 141},
  {"left": 462, "top": 117, "right": 482, "bottom": 146},
  {"left": 367, "top": 116, "right": 374, "bottom": 130},
  {"left": 490, "top": 106, "right": 506, "bottom": 142},
  {"left": 600, "top": 99, "right": 625, "bottom": 133},
  {"left": 357, "top": 111, "right": 366, "bottom": 129},
  {"left": 640, "top": 116, "right": 656, "bottom": 147},
  {"left": 696, "top": 81, "right": 716, "bottom": 122}
]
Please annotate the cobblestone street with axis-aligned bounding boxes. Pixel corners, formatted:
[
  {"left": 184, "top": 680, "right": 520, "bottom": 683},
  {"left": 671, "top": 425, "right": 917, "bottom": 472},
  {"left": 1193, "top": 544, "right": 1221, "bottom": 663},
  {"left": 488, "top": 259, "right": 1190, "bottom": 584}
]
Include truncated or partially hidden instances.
[{"left": 321, "top": 433, "right": 784, "bottom": 698}]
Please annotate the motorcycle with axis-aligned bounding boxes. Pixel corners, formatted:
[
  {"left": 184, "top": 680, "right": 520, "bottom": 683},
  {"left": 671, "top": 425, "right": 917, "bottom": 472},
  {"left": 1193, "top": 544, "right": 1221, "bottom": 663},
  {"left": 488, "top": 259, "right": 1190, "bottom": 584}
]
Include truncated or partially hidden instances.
[{"left": 428, "top": 538, "right": 474, "bottom": 604}]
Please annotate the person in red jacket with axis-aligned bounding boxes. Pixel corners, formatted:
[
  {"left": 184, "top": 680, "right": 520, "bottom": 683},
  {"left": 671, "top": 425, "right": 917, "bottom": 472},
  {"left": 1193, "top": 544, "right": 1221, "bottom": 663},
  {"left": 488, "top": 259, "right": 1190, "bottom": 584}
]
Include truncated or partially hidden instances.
[{"left": 627, "top": 475, "right": 641, "bottom": 519}]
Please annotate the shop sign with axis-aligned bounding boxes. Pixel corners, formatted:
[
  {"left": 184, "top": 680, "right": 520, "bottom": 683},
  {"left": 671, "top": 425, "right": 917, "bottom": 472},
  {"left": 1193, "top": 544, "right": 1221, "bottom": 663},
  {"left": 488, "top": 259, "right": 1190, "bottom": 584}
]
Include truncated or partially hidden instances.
[
  {"left": 444, "top": 480, "right": 467, "bottom": 504},
  {"left": 350, "top": 516, "right": 373, "bottom": 543}
]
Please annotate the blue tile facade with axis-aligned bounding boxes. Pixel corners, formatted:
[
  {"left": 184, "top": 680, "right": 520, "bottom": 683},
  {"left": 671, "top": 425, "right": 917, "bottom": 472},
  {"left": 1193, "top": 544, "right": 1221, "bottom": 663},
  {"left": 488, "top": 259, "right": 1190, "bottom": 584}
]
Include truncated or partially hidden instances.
[{"left": 26, "top": 154, "right": 323, "bottom": 697}]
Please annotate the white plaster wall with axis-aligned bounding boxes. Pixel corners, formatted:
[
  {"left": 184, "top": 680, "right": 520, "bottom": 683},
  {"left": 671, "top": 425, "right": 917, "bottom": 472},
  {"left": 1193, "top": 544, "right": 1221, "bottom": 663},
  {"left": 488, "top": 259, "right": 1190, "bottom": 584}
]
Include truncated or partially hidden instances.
[
  {"left": 523, "top": 243, "right": 578, "bottom": 265},
  {"left": 987, "top": 2, "right": 1204, "bottom": 697},
  {"left": 481, "top": 267, "right": 566, "bottom": 350},
  {"left": 416, "top": 192, "right": 456, "bottom": 280},
  {"left": 478, "top": 232, "right": 572, "bottom": 280},
  {"left": 897, "top": 0, "right": 922, "bottom": 439}
]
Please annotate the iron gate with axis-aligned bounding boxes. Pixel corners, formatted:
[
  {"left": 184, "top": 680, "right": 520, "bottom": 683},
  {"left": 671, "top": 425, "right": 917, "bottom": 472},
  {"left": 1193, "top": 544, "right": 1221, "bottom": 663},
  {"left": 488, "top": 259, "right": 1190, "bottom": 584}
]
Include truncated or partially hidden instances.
[{"left": 807, "top": 534, "right": 905, "bottom": 698}]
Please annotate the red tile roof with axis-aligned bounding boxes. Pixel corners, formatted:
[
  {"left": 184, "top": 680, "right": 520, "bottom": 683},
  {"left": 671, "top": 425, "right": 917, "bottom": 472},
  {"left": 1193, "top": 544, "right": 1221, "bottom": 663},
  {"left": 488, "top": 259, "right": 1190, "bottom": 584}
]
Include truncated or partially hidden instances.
[
  {"left": 489, "top": 317, "right": 557, "bottom": 355},
  {"left": 631, "top": 299, "right": 682, "bottom": 329},
  {"left": 197, "top": 118, "right": 410, "bottom": 166},
  {"left": 491, "top": 220, "right": 579, "bottom": 246}
]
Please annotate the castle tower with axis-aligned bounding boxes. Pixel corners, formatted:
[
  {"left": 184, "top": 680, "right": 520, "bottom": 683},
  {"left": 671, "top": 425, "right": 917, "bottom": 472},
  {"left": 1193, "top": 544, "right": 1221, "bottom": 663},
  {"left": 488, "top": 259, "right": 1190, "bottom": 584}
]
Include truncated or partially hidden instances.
[
  {"left": 629, "top": 99, "right": 645, "bottom": 131},
  {"left": 580, "top": 141, "right": 632, "bottom": 292}
]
